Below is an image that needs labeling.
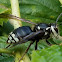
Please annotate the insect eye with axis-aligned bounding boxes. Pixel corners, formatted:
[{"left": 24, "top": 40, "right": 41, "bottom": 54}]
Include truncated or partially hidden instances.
[{"left": 54, "top": 28, "right": 58, "bottom": 33}]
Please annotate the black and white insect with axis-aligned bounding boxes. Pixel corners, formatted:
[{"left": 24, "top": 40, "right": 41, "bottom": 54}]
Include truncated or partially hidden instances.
[{"left": 1, "top": 13, "right": 62, "bottom": 61}]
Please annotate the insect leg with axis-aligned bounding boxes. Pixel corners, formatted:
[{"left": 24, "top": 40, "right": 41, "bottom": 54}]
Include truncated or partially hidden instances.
[
  {"left": 46, "top": 39, "right": 51, "bottom": 46},
  {"left": 5, "top": 44, "right": 11, "bottom": 48},
  {"left": 19, "top": 41, "right": 34, "bottom": 62},
  {"left": 35, "top": 40, "right": 39, "bottom": 50}
]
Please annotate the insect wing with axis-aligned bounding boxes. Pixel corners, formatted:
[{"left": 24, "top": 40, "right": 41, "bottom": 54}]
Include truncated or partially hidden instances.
[{"left": 14, "top": 31, "right": 45, "bottom": 46}]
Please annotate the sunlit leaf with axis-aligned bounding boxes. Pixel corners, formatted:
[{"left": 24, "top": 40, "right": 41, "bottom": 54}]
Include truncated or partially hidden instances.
[{"left": 32, "top": 45, "right": 62, "bottom": 62}]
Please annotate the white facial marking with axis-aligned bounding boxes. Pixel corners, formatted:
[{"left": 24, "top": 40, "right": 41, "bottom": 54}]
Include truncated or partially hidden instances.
[
  {"left": 38, "top": 26, "right": 40, "bottom": 30},
  {"left": 51, "top": 26, "right": 58, "bottom": 38},
  {"left": 51, "top": 26, "right": 55, "bottom": 33}
]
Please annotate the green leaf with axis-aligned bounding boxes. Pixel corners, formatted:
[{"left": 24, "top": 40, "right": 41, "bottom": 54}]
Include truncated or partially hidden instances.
[
  {"left": 0, "top": 4, "right": 11, "bottom": 25},
  {"left": 0, "top": 0, "right": 11, "bottom": 25},
  {"left": 19, "top": 0, "right": 62, "bottom": 23},
  {"left": 0, "top": 56, "right": 14, "bottom": 62},
  {"left": 31, "top": 45, "right": 62, "bottom": 62},
  {"left": 0, "top": 36, "right": 14, "bottom": 62},
  {"left": 0, "top": 0, "right": 10, "bottom": 8},
  {"left": 0, "top": 36, "right": 8, "bottom": 48},
  {"left": 0, "top": 4, "right": 10, "bottom": 14}
]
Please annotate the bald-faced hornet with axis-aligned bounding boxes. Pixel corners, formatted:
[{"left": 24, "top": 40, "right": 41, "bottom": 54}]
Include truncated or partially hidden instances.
[{"left": 0, "top": 13, "right": 62, "bottom": 61}]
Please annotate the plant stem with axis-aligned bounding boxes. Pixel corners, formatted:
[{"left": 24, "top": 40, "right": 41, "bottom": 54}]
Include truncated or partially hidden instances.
[
  {"left": 10, "top": 0, "right": 22, "bottom": 29},
  {"left": 9, "top": 0, "right": 30, "bottom": 62},
  {"left": 59, "top": 0, "right": 62, "bottom": 4}
]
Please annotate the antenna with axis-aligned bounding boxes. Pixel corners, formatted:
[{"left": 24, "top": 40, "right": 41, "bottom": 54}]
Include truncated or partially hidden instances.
[
  {"left": 56, "top": 13, "right": 62, "bottom": 24},
  {"left": 0, "top": 14, "right": 37, "bottom": 25}
]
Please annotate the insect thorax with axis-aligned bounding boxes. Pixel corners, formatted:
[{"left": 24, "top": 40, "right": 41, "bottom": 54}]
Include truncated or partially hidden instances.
[
  {"left": 33, "top": 23, "right": 50, "bottom": 31},
  {"left": 33, "top": 23, "right": 51, "bottom": 39}
]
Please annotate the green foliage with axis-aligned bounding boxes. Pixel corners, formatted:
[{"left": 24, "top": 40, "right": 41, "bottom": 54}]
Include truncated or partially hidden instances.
[
  {"left": 0, "top": 0, "right": 10, "bottom": 8},
  {"left": 0, "top": 55, "right": 14, "bottom": 62},
  {"left": 32, "top": 45, "right": 62, "bottom": 62},
  {"left": 0, "top": 0, "right": 11, "bottom": 25},
  {"left": 0, "top": 4, "right": 11, "bottom": 25},
  {"left": 0, "top": 36, "right": 7, "bottom": 48},
  {"left": 0, "top": 36, "right": 14, "bottom": 62},
  {"left": 19, "top": 0, "right": 62, "bottom": 23}
]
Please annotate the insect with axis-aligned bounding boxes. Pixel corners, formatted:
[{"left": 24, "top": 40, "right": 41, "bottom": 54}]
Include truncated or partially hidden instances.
[{"left": 0, "top": 13, "right": 62, "bottom": 62}]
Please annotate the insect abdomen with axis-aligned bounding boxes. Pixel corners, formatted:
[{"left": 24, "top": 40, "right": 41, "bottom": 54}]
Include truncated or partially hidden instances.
[
  {"left": 13, "top": 26, "right": 32, "bottom": 37},
  {"left": 7, "top": 26, "right": 32, "bottom": 43}
]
